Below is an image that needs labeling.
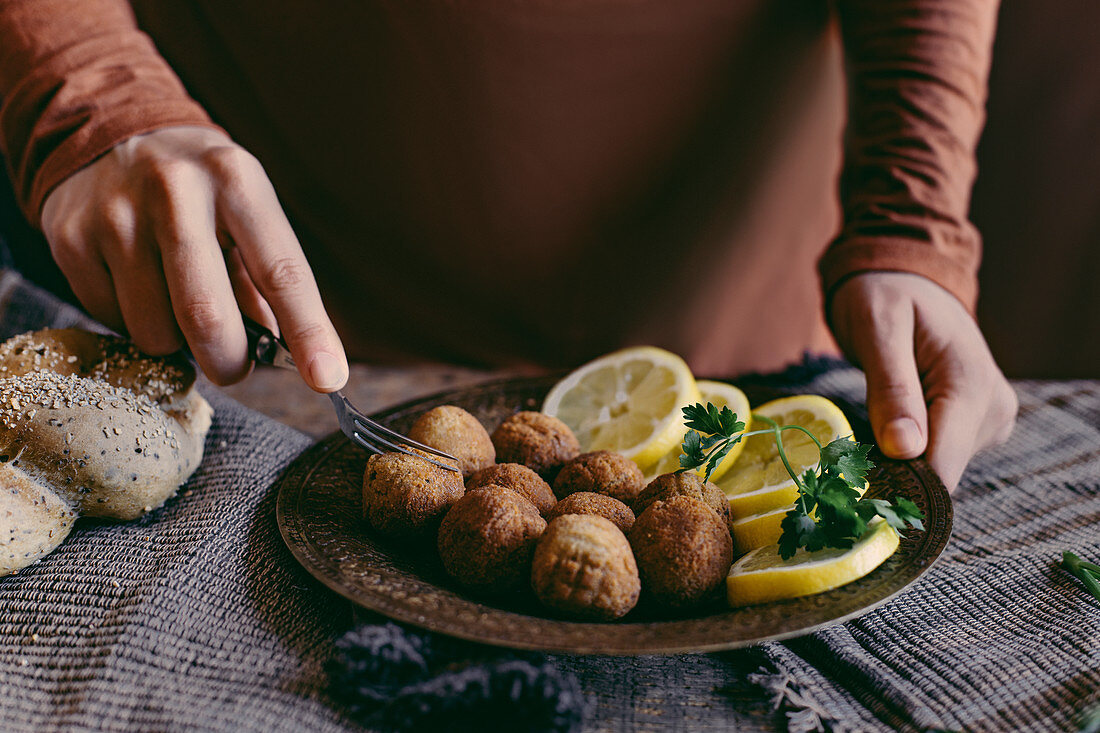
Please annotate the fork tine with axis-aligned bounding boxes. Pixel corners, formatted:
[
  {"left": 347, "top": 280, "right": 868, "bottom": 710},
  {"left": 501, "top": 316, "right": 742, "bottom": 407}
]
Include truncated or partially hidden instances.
[
  {"left": 347, "top": 430, "right": 383, "bottom": 455},
  {"left": 242, "top": 317, "right": 464, "bottom": 472},
  {"left": 352, "top": 415, "right": 458, "bottom": 461},
  {"left": 328, "top": 389, "right": 459, "bottom": 472},
  {"left": 353, "top": 428, "right": 458, "bottom": 472}
]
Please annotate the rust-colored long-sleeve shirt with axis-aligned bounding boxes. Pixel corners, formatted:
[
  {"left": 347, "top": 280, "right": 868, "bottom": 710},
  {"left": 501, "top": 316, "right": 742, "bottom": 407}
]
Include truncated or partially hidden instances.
[{"left": 0, "top": 0, "right": 996, "bottom": 374}]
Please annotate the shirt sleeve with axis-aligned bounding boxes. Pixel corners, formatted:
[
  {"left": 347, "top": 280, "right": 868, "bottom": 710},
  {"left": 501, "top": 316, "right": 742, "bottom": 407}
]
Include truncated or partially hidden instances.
[
  {"left": 819, "top": 0, "right": 1000, "bottom": 314},
  {"left": 0, "top": 0, "right": 219, "bottom": 226}
]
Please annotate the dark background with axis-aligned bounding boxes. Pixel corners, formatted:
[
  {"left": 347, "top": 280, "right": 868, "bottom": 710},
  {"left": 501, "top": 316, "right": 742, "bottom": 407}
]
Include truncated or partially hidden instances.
[
  {"left": 2, "top": 2, "right": 1097, "bottom": 379},
  {"left": 969, "top": 1, "right": 1100, "bottom": 378}
]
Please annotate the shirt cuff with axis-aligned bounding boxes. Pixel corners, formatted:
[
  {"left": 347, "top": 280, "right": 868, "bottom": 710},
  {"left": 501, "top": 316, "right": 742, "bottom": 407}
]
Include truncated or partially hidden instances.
[{"left": 818, "top": 235, "right": 980, "bottom": 317}]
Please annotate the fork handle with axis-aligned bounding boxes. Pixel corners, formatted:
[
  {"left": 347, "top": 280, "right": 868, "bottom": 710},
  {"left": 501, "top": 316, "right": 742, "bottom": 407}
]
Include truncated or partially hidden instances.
[{"left": 242, "top": 315, "right": 297, "bottom": 371}]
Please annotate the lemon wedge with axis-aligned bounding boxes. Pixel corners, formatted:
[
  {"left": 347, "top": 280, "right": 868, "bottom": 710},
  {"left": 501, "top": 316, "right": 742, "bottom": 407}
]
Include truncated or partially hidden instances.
[
  {"left": 542, "top": 346, "right": 699, "bottom": 467},
  {"left": 716, "top": 395, "right": 853, "bottom": 521},
  {"left": 642, "top": 379, "right": 750, "bottom": 482},
  {"left": 726, "top": 518, "right": 899, "bottom": 607}
]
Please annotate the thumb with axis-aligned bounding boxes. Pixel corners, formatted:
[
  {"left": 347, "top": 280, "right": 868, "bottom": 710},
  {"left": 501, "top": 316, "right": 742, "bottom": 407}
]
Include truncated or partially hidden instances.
[{"left": 851, "top": 303, "right": 928, "bottom": 460}]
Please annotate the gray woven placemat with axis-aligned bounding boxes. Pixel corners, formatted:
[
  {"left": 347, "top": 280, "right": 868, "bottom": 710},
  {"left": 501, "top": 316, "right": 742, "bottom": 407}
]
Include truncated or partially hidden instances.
[{"left": 1, "top": 267, "right": 1098, "bottom": 732}]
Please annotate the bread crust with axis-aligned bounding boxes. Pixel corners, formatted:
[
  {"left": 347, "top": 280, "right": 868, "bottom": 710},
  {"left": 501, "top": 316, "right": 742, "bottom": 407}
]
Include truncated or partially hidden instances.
[
  {"left": 0, "top": 463, "right": 77, "bottom": 575},
  {"left": 0, "top": 329, "right": 212, "bottom": 575}
]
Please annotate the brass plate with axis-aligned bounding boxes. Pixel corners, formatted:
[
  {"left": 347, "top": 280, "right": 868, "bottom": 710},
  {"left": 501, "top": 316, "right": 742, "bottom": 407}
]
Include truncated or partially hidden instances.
[{"left": 276, "top": 376, "right": 952, "bottom": 655}]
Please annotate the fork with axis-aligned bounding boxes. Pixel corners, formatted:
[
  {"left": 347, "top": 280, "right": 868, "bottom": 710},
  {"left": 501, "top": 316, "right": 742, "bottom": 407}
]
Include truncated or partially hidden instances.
[{"left": 241, "top": 317, "right": 459, "bottom": 472}]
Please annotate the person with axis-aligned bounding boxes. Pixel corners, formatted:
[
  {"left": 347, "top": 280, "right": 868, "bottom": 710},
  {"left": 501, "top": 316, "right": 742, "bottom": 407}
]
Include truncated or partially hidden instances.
[{"left": 0, "top": 0, "right": 1016, "bottom": 490}]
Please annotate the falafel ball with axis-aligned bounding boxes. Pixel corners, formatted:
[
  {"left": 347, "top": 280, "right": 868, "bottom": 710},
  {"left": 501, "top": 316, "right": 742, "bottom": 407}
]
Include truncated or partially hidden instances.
[
  {"left": 407, "top": 405, "right": 495, "bottom": 477},
  {"left": 437, "top": 486, "right": 547, "bottom": 593},
  {"left": 633, "top": 472, "right": 732, "bottom": 532},
  {"left": 466, "top": 463, "right": 556, "bottom": 517},
  {"left": 531, "top": 515, "right": 640, "bottom": 621},
  {"left": 490, "top": 411, "right": 580, "bottom": 481},
  {"left": 547, "top": 492, "right": 636, "bottom": 534},
  {"left": 362, "top": 450, "right": 464, "bottom": 539},
  {"left": 629, "top": 495, "right": 734, "bottom": 609},
  {"left": 552, "top": 450, "right": 646, "bottom": 503}
]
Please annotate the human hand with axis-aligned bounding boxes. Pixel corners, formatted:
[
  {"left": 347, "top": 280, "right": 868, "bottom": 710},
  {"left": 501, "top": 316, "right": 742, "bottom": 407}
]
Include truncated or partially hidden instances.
[
  {"left": 40, "top": 126, "right": 347, "bottom": 391},
  {"left": 829, "top": 272, "right": 1017, "bottom": 490}
]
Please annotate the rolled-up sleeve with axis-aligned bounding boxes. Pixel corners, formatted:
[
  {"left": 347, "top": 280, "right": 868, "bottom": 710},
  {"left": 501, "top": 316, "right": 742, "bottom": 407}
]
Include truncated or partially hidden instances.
[
  {"left": 820, "top": 0, "right": 1000, "bottom": 313},
  {"left": 0, "top": 0, "right": 217, "bottom": 226}
]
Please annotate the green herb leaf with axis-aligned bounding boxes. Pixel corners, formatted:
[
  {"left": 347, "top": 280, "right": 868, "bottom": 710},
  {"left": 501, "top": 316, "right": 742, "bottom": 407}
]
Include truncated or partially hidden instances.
[
  {"left": 679, "top": 430, "right": 706, "bottom": 470},
  {"left": 779, "top": 510, "right": 818, "bottom": 559},
  {"left": 1063, "top": 551, "right": 1100, "bottom": 603},
  {"left": 703, "top": 441, "right": 735, "bottom": 483},
  {"left": 677, "top": 401, "right": 746, "bottom": 481},
  {"left": 819, "top": 439, "right": 874, "bottom": 488},
  {"left": 681, "top": 403, "right": 745, "bottom": 441},
  {"left": 677, "top": 399, "right": 925, "bottom": 560},
  {"left": 763, "top": 412, "right": 923, "bottom": 559}
]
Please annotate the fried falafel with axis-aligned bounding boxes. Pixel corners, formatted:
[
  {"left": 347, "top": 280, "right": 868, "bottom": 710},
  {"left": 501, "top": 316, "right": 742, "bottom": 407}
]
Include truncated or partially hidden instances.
[
  {"left": 531, "top": 515, "right": 640, "bottom": 620},
  {"left": 362, "top": 450, "right": 465, "bottom": 540},
  {"left": 490, "top": 411, "right": 580, "bottom": 481},
  {"left": 466, "top": 463, "right": 556, "bottom": 517},
  {"left": 629, "top": 495, "right": 734, "bottom": 609},
  {"left": 437, "top": 486, "right": 547, "bottom": 593},
  {"left": 633, "top": 472, "right": 732, "bottom": 532},
  {"left": 547, "top": 492, "right": 635, "bottom": 534},
  {"left": 407, "top": 405, "right": 495, "bottom": 477},
  {"left": 552, "top": 450, "right": 645, "bottom": 503}
]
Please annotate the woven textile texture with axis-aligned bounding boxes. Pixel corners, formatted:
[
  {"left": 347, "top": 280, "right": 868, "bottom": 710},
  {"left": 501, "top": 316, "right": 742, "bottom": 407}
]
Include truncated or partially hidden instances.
[{"left": 1, "top": 268, "right": 1099, "bottom": 732}]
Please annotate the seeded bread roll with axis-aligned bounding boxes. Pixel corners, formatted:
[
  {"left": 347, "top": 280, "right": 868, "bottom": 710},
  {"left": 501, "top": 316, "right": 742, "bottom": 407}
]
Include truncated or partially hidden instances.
[
  {"left": 0, "top": 462, "right": 78, "bottom": 576},
  {"left": 0, "top": 329, "right": 212, "bottom": 575}
]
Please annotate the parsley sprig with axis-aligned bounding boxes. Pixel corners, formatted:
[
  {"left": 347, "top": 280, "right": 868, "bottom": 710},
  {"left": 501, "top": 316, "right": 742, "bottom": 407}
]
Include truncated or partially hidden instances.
[
  {"left": 677, "top": 401, "right": 925, "bottom": 560},
  {"left": 1062, "top": 551, "right": 1100, "bottom": 602},
  {"left": 678, "top": 403, "right": 746, "bottom": 482}
]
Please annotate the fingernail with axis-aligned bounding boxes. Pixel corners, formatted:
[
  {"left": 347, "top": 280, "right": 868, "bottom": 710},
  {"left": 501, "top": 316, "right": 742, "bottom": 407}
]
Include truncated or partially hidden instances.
[
  {"left": 883, "top": 417, "right": 922, "bottom": 456},
  {"left": 308, "top": 352, "right": 347, "bottom": 391}
]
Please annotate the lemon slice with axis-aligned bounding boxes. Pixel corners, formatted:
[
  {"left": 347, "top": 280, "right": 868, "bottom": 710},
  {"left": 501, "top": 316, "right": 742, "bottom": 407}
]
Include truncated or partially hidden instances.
[
  {"left": 543, "top": 346, "right": 699, "bottom": 467},
  {"left": 716, "top": 395, "right": 853, "bottom": 521},
  {"left": 731, "top": 480, "right": 870, "bottom": 555},
  {"left": 642, "top": 380, "right": 750, "bottom": 482},
  {"left": 730, "top": 506, "right": 788, "bottom": 556},
  {"left": 726, "top": 518, "right": 899, "bottom": 607}
]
